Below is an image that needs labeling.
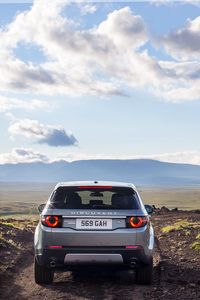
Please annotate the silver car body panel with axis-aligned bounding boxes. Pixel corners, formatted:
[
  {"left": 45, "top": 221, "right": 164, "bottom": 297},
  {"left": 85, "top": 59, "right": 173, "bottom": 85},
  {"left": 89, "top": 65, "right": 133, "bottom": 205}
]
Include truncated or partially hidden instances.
[
  {"left": 64, "top": 254, "right": 123, "bottom": 264},
  {"left": 34, "top": 181, "right": 154, "bottom": 265}
]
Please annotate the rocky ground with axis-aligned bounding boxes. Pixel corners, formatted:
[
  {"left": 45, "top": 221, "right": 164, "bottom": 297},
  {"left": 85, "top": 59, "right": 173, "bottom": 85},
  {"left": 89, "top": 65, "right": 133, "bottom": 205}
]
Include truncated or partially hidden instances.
[{"left": 0, "top": 209, "right": 199, "bottom": 300}]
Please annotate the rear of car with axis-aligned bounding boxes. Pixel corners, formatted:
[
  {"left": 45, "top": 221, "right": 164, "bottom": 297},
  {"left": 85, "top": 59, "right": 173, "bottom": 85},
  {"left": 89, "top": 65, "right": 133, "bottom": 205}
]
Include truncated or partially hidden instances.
[{"left": 34, "top": 181, "right": 154, "bottom": 285}]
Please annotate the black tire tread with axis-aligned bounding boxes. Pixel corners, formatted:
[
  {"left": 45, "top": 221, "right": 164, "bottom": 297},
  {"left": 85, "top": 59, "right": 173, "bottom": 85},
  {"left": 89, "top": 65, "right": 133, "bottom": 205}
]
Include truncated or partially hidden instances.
[
  {"left": 136, "top": 257, "right": 153, "bottom": 285},
  {"left": 34, "top": 257, "right": 54, "bottom": 284}
]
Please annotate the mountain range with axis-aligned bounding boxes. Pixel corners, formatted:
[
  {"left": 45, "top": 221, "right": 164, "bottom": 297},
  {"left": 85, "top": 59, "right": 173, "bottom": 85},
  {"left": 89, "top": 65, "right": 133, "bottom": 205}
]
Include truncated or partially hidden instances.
[{"left": 0, "top": 159, "right": 200, "bottom": 186}]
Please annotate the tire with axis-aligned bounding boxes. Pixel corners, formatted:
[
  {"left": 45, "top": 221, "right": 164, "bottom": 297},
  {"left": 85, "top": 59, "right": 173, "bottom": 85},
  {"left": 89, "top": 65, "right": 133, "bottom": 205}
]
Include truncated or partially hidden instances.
[
  {"left": 136, "top": 257, "right": 153, "bottom": 285},
  {"left": 34, "top": 257, "right": 54, "bottom": 284}
]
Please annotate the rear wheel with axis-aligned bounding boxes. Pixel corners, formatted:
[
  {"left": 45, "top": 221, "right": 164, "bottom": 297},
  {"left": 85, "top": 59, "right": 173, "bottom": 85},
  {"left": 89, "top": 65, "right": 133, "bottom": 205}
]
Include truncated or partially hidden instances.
[
  {"left": 34, "top": 257, "right": 54, "bottom": 284},
  {"left": 135, "top": 257, "right": 153, "bottom": 285}
]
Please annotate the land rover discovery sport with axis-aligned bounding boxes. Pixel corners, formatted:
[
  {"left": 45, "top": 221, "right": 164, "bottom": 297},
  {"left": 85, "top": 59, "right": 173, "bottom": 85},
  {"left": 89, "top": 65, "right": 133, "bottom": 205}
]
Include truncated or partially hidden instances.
[{"left": 34, "top": 181, "right": 154, "bottom": 285}]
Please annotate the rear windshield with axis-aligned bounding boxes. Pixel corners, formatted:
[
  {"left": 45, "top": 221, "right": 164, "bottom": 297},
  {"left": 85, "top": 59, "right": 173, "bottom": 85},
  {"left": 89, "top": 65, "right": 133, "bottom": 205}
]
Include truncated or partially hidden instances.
[{"left": 49, "top": 186, "right": 140, "bottom": 210}]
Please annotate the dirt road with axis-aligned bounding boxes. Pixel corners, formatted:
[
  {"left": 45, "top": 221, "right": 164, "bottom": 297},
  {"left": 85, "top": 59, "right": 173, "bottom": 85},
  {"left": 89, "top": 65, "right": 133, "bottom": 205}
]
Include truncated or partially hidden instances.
[
  {"left": 0, "top": 211, "right": 200, "bottom": 299},
  {"left": 1, "top": 245, "right": 158, "bottom": 299}
]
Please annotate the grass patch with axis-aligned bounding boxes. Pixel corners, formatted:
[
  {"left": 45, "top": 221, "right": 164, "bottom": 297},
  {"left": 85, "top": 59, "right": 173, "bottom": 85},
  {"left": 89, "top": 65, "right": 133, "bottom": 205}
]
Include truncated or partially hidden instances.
[
  {"left": 0, "top": 214, "right": 38, "bottom": 221},
  {"left": 161, "top": 220, "right": 200, "bottom": 233},
  {"left": 185, "top": 230, "right": 191, "bottom": 236},
  {"left": 0, "top": 218, "right": 38, "bottom": 231},
  {"left": 196, "top": 233, "right": 200, "bottom": 239},
  {"left": 191, "top": 241, "right": 200, "bottom": 250},
  {"left": 190, "top": 233, "right": 200, "bottom": 250},
  {"left": 0, "top": 233, "right": 20, "bottom": 250},
  {"left": 162, "top": 220, "right": 200, "bottom": 251},
  {"left": 0, "top": 221, "right": 22, "bottom": 230}
]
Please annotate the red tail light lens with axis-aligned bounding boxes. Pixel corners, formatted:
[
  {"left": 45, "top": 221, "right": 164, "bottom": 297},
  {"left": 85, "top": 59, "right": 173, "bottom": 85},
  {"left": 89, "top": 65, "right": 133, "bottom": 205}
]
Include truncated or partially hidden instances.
[
  {"left": 127, "top": 216, "right": 148, "bottom": 228},
  {"left": 42, "top": 216, "right": 62, "bottom": 228}
]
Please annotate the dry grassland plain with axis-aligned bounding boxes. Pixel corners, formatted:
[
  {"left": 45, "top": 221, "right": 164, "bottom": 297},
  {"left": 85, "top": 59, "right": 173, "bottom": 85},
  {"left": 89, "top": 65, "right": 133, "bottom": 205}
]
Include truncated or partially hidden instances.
[{"left": 0, "top": 183, "right": 199, "bottom": 217}]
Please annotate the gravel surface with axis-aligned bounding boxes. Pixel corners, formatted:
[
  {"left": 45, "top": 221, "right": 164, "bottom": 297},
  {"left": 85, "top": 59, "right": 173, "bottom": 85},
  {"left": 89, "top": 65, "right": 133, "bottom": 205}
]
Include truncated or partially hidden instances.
[{"left": 0, "top": 210, "right": 199, "bottom": 299}]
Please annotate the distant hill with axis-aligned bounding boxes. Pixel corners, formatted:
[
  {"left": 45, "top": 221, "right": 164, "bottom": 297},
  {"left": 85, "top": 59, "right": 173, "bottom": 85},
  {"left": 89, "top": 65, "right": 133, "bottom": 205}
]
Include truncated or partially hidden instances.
[{"left": 1, "top": 159, "right": 200, "bottom": 186}]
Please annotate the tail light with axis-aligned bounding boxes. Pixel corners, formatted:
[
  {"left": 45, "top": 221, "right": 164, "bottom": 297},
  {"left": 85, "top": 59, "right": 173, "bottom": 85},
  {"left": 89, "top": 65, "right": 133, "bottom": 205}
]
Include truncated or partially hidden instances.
[
  {"left": 42, "top": 215, "right": 62, "bottom": 228},
  {"left": 126, "top": 216, "right": 148, "bottom": 228}
]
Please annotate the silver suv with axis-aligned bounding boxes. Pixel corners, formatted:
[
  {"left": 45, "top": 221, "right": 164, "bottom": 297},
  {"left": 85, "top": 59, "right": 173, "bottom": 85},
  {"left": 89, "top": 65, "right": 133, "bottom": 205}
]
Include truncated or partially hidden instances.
[{"left": 34, "top": 181, "right": 154, "bottom": 285}]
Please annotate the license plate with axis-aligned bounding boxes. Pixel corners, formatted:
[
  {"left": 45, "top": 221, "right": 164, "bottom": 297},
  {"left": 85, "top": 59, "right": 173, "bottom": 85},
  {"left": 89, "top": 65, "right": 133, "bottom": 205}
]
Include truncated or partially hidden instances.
[{"left": 76, "top": 218, "right": 112, "bottom": 230}]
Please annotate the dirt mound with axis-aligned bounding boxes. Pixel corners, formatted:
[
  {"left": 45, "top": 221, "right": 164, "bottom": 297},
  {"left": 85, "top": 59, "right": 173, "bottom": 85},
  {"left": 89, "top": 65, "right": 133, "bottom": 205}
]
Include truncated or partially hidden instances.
[
  {"left": 146, "top": 210, "right": 200, "bottom": 299},
  {"left": 0, "top": 219, "right": 36, "bottom": 280}
]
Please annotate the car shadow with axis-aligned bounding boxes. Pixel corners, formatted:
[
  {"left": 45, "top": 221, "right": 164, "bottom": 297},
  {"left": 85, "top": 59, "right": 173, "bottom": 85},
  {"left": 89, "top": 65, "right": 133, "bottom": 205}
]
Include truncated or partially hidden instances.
[{"left": 46, "top": 267, "right": 139, "bottom": 299}]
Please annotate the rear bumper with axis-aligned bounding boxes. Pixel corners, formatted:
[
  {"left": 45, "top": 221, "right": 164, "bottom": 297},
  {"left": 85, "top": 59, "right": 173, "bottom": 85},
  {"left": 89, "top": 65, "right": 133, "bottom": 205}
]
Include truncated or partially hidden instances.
[{"left": 35, "top": 246, "right": 152, "bottom": 269}]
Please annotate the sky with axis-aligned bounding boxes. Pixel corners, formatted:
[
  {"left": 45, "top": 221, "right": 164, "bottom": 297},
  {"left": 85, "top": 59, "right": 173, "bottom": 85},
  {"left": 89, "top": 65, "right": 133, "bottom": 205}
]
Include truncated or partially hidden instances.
[{"left": 0, "top": 0, "right": 200, "bottom": 165}]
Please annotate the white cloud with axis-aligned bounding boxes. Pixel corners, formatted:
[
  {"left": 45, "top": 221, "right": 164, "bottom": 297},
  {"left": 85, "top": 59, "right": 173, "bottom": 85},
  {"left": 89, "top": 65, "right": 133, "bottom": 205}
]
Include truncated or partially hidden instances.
[
  {"left": 158, "top": 16, "right": 200, "bottom": 60},
  {"left": 156, "top": 59, "right": 200, "bottom": 102},
  {"left": 0, "top": 0, "right": 122, "bottom": 97},
  {"left": 0, "top": 1, "right": 199, "bottom": 102},
  {"left": 97, "top": 7, "right": 147, "bottom": 48},
  {"left": 0, "top": 95, "right": 49, "bottom": 112},
  {"left": 0, "top": 148, "right": 49, "bottom": 164},
  {"left": 1, "top": 148, "right": 200, "bottom": 165},
  {"left": 149, "top": 151, "right": 200, "bottom": 165},
  {"left": 151, "top": 0, "right": 200, "bottom": 8},
  {"left": 78, "top": 3, "right": 97, "bottom": 15},
  {"left": 8, "top": 118, "right": 78, "bottom": 147},
  {"left": 55, "top": 150, "right": 200, "bottom": 165}
]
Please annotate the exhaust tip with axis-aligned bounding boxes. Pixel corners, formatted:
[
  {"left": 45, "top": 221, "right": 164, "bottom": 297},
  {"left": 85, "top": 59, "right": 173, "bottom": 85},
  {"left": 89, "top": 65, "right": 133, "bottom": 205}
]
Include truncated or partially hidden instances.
[
  {"left": 50, "top": 260, "right": 56, "bottom": 268},
  {"left": 130, "top": 259, "right": 137, "bottom": 269}
]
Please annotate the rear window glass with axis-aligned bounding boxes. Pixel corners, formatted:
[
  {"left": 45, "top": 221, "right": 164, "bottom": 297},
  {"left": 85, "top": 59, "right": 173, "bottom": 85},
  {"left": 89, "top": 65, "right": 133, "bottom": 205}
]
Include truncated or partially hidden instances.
[{"left": 49, "top": 186, "right": 140, "bottom": 210}]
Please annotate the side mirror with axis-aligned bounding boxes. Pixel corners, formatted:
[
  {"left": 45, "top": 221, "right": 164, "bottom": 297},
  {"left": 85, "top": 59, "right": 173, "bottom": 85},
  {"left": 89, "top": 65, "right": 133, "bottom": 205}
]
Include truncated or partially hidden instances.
[
  {"left": 38, "top": 203, "right": 46, "bottom": 213},
  {"left": 145, "top": 204, "right": 154, "bottom": 215}
]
